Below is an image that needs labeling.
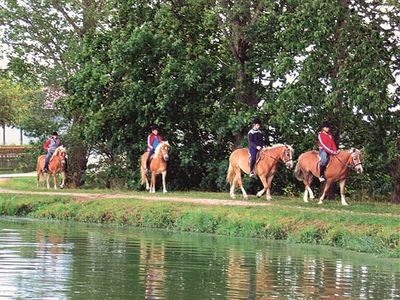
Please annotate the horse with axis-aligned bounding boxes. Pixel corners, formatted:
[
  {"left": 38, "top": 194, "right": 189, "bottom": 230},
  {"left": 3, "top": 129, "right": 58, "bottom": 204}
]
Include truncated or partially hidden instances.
[
  {"left": 294, "top": 148, "right": 363, "bottom": 205},
  {"left": 36, "top": 145, "right": 67, "bottom": 189},
  {"left": 226, "top": 144, "right": 294, "bottom": 200},
  {"left": 140, "top": 141, "right": 171, "bottom": 193}
]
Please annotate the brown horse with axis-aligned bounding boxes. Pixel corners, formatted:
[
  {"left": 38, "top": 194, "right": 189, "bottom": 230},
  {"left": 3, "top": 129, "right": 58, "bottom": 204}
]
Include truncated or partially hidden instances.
[
  {"left": 36, "top": 145, "right": 67, "bottom": 189},
  {"left": 294, "top": 148, "right": 363, "bottom": 205},
  {"left": 226, "top": 144, "right": 294, "bottom": 200},
  {"left": 140, "top": 141, "right": 171, "bottom": 193}
]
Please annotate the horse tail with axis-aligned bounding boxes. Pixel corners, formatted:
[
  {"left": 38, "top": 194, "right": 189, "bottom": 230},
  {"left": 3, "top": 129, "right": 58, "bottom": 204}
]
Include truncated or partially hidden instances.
[
  {"left": 294, "top": 160, "right": 303, "bottom": 181},
  {"left": 226, "top": 154, "right": 237, "bottom": 184}
]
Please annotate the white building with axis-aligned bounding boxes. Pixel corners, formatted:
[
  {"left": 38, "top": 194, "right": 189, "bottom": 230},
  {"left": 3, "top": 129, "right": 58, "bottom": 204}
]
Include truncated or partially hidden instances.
[{"left": 0, "top": 126, "right": 35, "bottom": 145}]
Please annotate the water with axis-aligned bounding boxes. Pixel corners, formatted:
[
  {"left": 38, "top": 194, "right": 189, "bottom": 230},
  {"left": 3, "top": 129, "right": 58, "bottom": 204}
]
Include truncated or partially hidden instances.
[{"left": 0, "top": 218, "right": 399, "bottom": 299}]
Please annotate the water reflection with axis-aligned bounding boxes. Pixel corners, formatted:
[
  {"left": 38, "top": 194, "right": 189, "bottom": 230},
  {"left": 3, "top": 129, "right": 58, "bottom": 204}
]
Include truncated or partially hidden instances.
[
  {"left": 0, "top": 218, "right": 399, "bottom": 299},
  {"left": 140, "top": 240, "right": 166, "bottom": 299}
]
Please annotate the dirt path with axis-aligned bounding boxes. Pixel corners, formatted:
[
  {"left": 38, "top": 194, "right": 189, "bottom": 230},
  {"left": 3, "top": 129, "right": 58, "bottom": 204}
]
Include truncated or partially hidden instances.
[{"left": 0, "top": 187, "right": 271, "bottom": 207}]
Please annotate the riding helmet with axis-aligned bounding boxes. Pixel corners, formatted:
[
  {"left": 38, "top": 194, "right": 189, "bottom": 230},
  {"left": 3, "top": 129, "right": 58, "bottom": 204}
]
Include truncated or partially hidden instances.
[
  {"left": 52, "top": 131, "right": 58, "bottom": 136},
  {"left": 253, "top": 117, "right": 261, "bottom": 125},
  {"left": 320, "top": 121, "right": 331, "bottom": 129},
  {"left": 150, "top": 125, "right": 159, "bottom": 131}
]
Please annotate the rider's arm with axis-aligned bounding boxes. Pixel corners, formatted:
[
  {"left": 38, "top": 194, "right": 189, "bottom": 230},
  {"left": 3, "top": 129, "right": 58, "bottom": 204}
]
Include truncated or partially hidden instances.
[
  {"left": 43, "top": 139, "right": 50, "bottom": 151},
  {"left": 147, "top": 135, "right": 153, "bottom": 149}
]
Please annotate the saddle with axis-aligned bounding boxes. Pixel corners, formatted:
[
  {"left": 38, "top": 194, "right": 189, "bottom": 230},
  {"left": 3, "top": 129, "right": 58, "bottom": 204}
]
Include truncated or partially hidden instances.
[
  {"left": 248, "top": 150, "right": 262, "bottom": 166},
  {"left": 317, "top": 154, "right": 331, "bottom": 169}
]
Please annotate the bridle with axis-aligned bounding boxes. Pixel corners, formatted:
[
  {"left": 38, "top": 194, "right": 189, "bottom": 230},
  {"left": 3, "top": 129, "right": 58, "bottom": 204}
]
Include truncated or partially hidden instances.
[
  {"left": 265, "top": 145, "right": 293, "bottom": 166},
  {"left": 333, "top": 150, "right": 362, "bottom": 170},
  {"left": 160, "top": 145, "right": 169, "bottom": 161}
]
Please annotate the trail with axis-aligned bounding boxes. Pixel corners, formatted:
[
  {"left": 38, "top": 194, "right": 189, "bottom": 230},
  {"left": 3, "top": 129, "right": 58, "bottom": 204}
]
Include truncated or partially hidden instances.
[{"left": 0, "top": 187, "right": 271, "bottom": 207}]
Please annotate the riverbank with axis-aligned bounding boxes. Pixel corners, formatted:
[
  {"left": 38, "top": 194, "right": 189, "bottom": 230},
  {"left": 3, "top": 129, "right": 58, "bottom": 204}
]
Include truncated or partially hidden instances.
[{"left": 1, "top": 177, "right": 399, "bottom": 258}]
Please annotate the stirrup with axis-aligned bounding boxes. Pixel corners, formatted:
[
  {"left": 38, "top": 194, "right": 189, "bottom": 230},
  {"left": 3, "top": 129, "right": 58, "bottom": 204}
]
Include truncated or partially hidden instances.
[
  {"left": 249, "top": 172, "right": 256, "bottom": 178},
  {"left": 319, "top": 176, "right": 325, "bottom": 182}
]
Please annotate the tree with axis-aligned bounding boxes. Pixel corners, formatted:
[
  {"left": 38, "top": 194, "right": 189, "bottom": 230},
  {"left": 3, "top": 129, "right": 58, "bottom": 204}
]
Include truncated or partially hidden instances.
[
  {"left": 0, "top": 0, "right": 111, "bottom": 187},
  {"left": 0, "top": 78, "right": 29, "bottom": 144}
]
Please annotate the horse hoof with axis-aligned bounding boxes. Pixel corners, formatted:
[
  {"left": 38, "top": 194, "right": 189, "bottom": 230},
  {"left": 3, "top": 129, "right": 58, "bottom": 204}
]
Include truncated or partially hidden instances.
[
  {"left": 342, "top": 202, "right": 349, "bottom": 206},
  {"left": 304, "top": 199, "right": 309, "bottom": 203},
  {"left": 318, "top": 201, "right": 323, "bottom": 205}
]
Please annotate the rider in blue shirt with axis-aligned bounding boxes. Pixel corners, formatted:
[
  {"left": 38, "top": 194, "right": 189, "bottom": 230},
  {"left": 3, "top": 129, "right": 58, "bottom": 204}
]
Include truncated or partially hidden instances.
[{"left": 248, "top": 117, "right": 265, "bottom": 178}]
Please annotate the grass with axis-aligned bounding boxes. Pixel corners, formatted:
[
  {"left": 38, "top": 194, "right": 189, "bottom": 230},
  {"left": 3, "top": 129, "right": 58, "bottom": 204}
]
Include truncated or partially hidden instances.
[{"left": 0, "top": 177, "right": 400, "bottom": 258}]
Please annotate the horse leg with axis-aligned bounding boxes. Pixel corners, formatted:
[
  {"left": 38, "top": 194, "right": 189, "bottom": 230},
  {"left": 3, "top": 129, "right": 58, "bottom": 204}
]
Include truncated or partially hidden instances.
[
  {"left": 229, "top": 176, "right": 236, "bottom": 199},
  {"left": 53, "top": 172, "right": 58, "bottom": 189},
  {"left": 339, "top": 179, "right": 348, "bottom": 206},
  {"left": 146, "top": 176, "right": 150, "bottom": 191},
  {"left": 162, "top": 171, "right": 167, "bottom": 193},
  {"left": 265, "top": 174, "right": 274, "bottom": 201},
  {"left": 318, "top": 181, "right": 331, "bottom": 204},
  {"left": 46, "top": 173, "right": 50, "bottom": 189},
  {"left": 235, "top": 171, "right": 248, "bottom": 200},
  {"left": 256, "top": 175, "right": 267, "bottom": 198},
  {"left": 37, "top": 171, "right": 41, "bottom": 188},
  {"left": 60, "top": 171, "right": 66, "bottom": 189},
  {"left": 303, "top": 173, "right": 314, "bottom": 202},
  {"left": 150, "top": 173, "right": 156, "bottom": 193}
]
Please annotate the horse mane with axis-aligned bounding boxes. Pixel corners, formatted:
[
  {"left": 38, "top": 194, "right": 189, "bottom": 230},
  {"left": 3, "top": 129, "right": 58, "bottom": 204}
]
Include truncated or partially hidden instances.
[
  {"left": 265, "top": 144, "right": 293, "bottom": 153},
  {"left": 51, "top": 145, "right": 66, "bottom": 159},
  {"left": 349, "top": 148, "right": 361, "bottom": 157},
  {"left": 154, "top": 141, "right": 170, "bottom": 157}
]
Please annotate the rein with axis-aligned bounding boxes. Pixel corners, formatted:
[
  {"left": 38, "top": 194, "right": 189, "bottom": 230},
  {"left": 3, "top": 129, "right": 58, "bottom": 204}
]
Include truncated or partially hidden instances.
[
  {"left": 333, "top": 152, "right": 359, "bottom": 170},
  {"left": 263, "top": 147, "right": 292, "bottom": 164}
]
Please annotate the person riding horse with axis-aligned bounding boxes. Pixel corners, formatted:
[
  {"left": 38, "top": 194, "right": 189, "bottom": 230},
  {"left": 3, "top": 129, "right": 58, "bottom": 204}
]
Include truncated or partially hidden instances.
[
  {"left": 317, "top": 121, "right": 338, "bottom": 182},
  {"left": 248, "top": 117, "right": 267, "bottom": 178},
  {"left": 43, "top": 131, "right": 61, "bottom": 173},
  {"left": 146, "top": 125, "right": 163, "bottom": 171}
]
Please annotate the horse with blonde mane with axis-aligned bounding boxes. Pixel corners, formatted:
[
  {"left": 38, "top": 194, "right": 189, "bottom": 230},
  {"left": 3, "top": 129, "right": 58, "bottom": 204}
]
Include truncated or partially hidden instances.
[
  {"left": 294, "top": 148, "right": 363, "bottom": 205},
  {"left": 226, "top": 144, "right": 294, "bottom": 200},
  {"left": 36, "top": 145, "right": 67, "bottom": 189},
  {"left": 140, "top": 141, "right": 171, "bottom": 193}
]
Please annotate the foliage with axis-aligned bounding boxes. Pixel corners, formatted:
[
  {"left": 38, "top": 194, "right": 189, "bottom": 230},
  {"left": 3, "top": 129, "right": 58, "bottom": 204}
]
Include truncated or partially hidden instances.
[{"left": 1, "top": 0, "right": 399, "bottom": 199}]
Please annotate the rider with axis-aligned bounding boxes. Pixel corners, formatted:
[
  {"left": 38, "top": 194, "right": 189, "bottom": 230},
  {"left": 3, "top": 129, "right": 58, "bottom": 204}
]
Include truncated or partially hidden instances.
[
  {"left": 146, "top": 125, "right": 163, "bottom": 171},
  {"left": 248, "top": 117, "right": 265, "bottom": 178},
  {"left": 317, "top": 121, "right": 338, "bottom": 182},
  {"left": 43, "top": 131, "right": 61, "bottom": 172}
]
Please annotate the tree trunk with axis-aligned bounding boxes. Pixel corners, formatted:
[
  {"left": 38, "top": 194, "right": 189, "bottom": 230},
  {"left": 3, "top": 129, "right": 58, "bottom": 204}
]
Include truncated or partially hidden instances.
[
  {"left": 65, "top": 115, "right": 88, "bottom": 188},
  {"left": 391, "top": 137, "right": 400, "bottom": 204},
  {"left": 2, "top": 124, "right": 5, "bottom": 145},
  {"left": 326, "top": 0, "right": 349, "bottom": 200}
]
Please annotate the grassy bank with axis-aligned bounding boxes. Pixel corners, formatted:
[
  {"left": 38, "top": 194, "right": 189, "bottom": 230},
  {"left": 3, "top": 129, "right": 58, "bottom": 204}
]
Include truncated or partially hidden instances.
[{"left": 1, "top": 177, "right": 399, "bottom": 258}]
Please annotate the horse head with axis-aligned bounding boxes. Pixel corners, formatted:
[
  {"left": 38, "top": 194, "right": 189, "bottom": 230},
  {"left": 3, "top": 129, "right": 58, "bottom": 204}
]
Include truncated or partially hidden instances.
[
  {"left": 263, "top": 144, "right": 294, "bottom": 169},
  {"left": 350, "top": 148, "right": 363, "bottom": 174},
  {"left": 281, "top": 144, "right": 294, "bottom": 169},
  {"left": 155, "top": 141, "right": 170, "bottom": 162},
  {"left": 52, "top": 145, "right": 67, "bottom": 170}
]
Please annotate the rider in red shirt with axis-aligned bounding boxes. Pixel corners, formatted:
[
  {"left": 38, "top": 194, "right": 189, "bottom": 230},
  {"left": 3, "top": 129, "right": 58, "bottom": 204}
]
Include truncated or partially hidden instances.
[
  {"left": 146, "top": 125, "right": 163, "bottom": 171},
  {"left": 317, "top": 121, "right": 338, "bottom": 182}
]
